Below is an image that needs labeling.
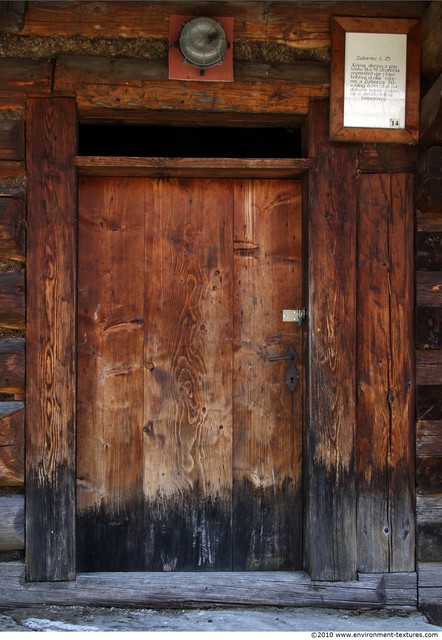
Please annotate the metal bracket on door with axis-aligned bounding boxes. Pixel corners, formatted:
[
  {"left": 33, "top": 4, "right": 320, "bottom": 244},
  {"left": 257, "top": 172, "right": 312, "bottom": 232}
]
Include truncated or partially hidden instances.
[
  {"left": 282, "top": 309, "right": 306, "bottom": 325},
  {"left": 269, "top": 345, "right": 299, "bottom": 392}
]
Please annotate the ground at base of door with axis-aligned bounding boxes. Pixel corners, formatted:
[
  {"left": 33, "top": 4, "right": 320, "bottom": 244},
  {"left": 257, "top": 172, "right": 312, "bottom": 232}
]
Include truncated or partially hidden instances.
[{"left": 0, "top": 605, "right": 441, "bottom": 632}]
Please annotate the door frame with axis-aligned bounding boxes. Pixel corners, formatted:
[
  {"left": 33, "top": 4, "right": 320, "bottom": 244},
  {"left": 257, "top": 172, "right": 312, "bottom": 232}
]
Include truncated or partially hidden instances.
[{"left": 25, "top": 97, "right": 415, "bottom": 596}]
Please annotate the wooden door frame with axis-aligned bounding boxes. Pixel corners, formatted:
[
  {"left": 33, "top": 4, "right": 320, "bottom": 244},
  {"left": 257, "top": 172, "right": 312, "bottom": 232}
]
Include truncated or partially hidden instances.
[{"left": 25, "top": 98, "right": 415, "bottom": 602}]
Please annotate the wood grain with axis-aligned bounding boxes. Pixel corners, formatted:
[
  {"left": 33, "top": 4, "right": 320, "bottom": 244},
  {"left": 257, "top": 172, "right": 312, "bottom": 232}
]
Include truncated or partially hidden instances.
[
  {"left": 387, "top": 173, "right": 415, "bottom": 571},
  {"left": 417, "top": 384, "right": 442, "bottom": 421},
  {"left": 417, "top": 456, "right": 442, "bottom": 494},
  {"left": 77, "top": 176, "right": 302, "bottom": 571},
  {"left": 421, "top": 0, "right": 442, "bottom": 81},
  {"left": 354, "top": 172, "right": 415, "bottom": 571},
  {"left": 417, "top": 351, "right": 442, "bottom": 385},
  {"left": 143, "top": 178, "right": 233, "bottom": 570},
  {"left": 0, "top": 401, "right": 24, "bottom": 486},
  {"left": 0, "top": 271, "right": 25, "bottom": 329},
  {"left": 0, "top": 561, "right": 418, "bottom": 609},
  {"left": 0, "top": 161, "right": 25, "bottom": 178},
  {"left": 356, "top": 173, "right": 391, "bottom": 572},
  {"left": 77, "top": 177, "right": 145, "bottom": 571},
  {"left": 416, "top": 420, "right": 442, "bottom": 456},
  {"left": 54, "top": 55, "right": 328, "bottom": 118},
  {"left": 305, "top": 101, "right": 358, "bottom": 581},
  {"left": 356, "top": 144, "right": 418, "bottom": 174},
  {"left": 416, "top": 307, "right": 442, "bottom": 349},
  {"left": 25, "top": 97, "right": 77, "bottom": 581},
  {"left": 22, "top": 1, "right": 425, "bottom": 43},
  {"left": 0, "top": 189, "right": 26, "bottom": 260},
  {"left": 0, "top": 121, "right": 24, "bottom": 161},
  {"left": 71, "top": 80, "right": 326, "bottom": 120},
  {"left": 418, "top": 562, "right": 442, "bottom": 606},
  {"left": 55, "top": 56, "right": 329, "bottom": 88},
  {"left": 416, "top": 229, "right": 442, "bottom": 270},
  {"left": 73, "top": 156, "right": 314, "bottom": 179},
  {"left": 0, "top": 496, "right": 24, "bottom": 551},
  {"left": 232, "top": 179, "right": 302, "bottom": 570},
  {"left": 415, "top": 147, "right": 442, "bottom": 214},
  {"left": 0, "top": 59, "right": 52, "bottom": 101},
  {"left": 0, "top": 338, "right": 24, "bottom": 394},
  {"left": 416, "top": 496, "right": 442, "bottom": 562},
  {"left": 419, "top": 73, "right": 442, "bottom": 153},
  {"left": 416, "top": 272, "right": 442, "bottom": 307}
]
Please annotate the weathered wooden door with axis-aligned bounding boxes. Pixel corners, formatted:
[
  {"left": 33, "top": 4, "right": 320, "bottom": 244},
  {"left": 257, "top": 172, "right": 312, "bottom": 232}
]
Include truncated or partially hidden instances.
[{"left": 76, "top": 176, "right": 303, "bottom": 571}]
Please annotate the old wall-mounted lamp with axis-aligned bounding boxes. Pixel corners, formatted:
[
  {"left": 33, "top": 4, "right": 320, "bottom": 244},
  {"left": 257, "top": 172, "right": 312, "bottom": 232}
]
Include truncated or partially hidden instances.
[{"left": 169, "top": 15, "right": 234, "bottom": 82}]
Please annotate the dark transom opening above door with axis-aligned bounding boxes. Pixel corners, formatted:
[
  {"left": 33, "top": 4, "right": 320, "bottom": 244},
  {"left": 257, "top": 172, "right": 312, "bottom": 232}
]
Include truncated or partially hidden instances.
[{"left": 78, "top": 125, "right": 303, "bottom": 158}]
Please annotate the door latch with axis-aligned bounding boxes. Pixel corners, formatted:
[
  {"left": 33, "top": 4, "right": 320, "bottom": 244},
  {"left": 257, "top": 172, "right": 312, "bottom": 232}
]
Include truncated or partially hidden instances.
[
  {"left": 269, "top": 345, "right": 299, "bottom": 392},
  {"left": 283, "top": 309, "right": 306, "bottom": 325}
]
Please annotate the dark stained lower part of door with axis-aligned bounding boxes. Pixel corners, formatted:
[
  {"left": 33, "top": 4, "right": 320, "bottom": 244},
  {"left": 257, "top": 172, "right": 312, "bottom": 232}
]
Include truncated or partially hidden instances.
[{"left": 76, "top": 176, "right": 302, "bottom": 571}]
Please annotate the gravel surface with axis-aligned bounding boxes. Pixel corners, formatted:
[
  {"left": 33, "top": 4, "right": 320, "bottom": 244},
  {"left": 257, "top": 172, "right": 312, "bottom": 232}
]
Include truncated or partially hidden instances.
[{"left": 0, "top": 605, "right": 441, "bottom": 632}]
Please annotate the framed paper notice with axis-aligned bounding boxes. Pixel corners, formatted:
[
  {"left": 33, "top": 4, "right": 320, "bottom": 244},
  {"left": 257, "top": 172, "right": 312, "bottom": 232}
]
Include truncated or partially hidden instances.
[{"left": 330, "top": 17, "right": 421, "bottom": 143}]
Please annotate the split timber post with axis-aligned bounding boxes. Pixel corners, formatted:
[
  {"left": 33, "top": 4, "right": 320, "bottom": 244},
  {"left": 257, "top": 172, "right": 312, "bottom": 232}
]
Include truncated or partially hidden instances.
[{"left": 25, "top": 97, "right": 78, "bottom": 581}]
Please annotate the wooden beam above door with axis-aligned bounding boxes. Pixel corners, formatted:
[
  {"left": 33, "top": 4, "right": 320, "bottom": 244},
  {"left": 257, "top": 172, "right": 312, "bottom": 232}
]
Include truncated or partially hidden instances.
[
  {"left": 54, "top": 56, "right": 328, "bottom": 121},
  {"left": 73, "top": 156, "right": 315, "bottom": 179}
]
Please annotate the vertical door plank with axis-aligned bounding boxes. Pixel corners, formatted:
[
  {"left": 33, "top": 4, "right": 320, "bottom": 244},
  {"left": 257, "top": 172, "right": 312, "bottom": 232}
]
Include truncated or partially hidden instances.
[
  {"left": 232, "top": 179, "right": 303, "bottom": 570},
  {"left": 306, "top": 101, "right": 358, "bottom": 580},
  {"left": 26, "top": 98, "right": 77, "bottom": 581},
  {"left": 76, "top": 177, "right": 145, "bottom": 571},
  {"left": 388, "top": 173, "right": 415, "bottom": 571},
  {"left": 143, "top": 178, "right": 233, "bottom": 570},
  {"left": 356, "top": 173, "right": 391, "bottom": 572}
]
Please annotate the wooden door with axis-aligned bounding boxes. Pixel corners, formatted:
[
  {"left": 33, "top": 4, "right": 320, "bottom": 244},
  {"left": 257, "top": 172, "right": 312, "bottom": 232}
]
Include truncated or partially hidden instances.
[{"left": 76, "top": 176, "right": 303, "bottom": 571}]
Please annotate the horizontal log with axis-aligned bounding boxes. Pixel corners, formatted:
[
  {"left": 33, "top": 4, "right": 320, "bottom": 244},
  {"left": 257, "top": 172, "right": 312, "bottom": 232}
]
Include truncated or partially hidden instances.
[
  {"left": 0, "top": 121, "right": 24, "bottom": 161},
  {"left": 416, "top": 272, "right": 442, "bottom": 306},
  {"left": 421, "top": 0, "right": 442, "bottom": 82},
  {"left": 416, "top": 307, "right": 442, "bottom": 349},
  {"left": 417, "top": 218, "right": 442, "bottom": 233},
  {"left": 55, "top": 55, "right": 330, "bottom": 89},
  {"left": 356, "top": 143, "right": 418, "bottom": 174},
  {"left": 416, "top": 457, "right": 442, "bottom": 495},
  {"left": 417, "top": 495, "right": 442, "bottom": 523},
  {"left": 415, "top": 147, "right": 442, "bottom": 214},
  {"left": 22, "top": 1, "right": 426, "bottom": 45},
  {"left": 0, "top": 401, "right": 24, "bottom": 486},
  {"left": 417, "top": 521, "right": 442, "bottom": 562},
  {"left": 0, "top": 189, "right": 25, "bottom": 261},
  {"left": 418, "top": 500, "right": 441, "bottom": 564},
  {"left": 0, "top": 59, "right": 52, "bottom": 97},
  {"left": 79, "top": 84, "right": 322, "bottom": 120},
  {"left": 0, "top": 271, "right": 25, "bottom": 329},
  {"left": 0, "top": 338, "right": 25, "bottom": 394},
  {"left": 0, "top": 1, "right": 26, "bottom": 33},
  {"left": 416, "top": 350, "right": 442, "bottom": 385},
  {"left": 0, "top": 161, "right": 25, "bottom": 178},
  {"left": 0, "top": 496, "right": 24, "bottom": 551},
  {"left": 76, "top": 108, "right": 306, "bottom": 127},
  {"left": 418, "top": 562, "right": 442, "bottom": 606},
  {"left": 417, "top": 384, "right": 442, "bottom": 421},
  {"left": 0, "top": 562, "right": 417, "bottom": 608},
  {"left": 55, "top": 61, "right": 328, "bottom": 118},
  {"left": 74, "top": 156, "right": 315, "bottom": 178},
  {"left": 417, "top": 421, "right": 442, "bottom": 457},
  {"left": 416, "top": 229, "right": 442, "bottom": 270},
  {"left": 419, "top": 73, "right": 442, "bottom": 153}
]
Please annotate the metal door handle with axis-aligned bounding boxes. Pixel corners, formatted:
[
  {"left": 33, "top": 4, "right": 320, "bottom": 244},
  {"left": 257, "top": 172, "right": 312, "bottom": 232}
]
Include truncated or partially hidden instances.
[{"left": 269, "top": 345, "right": 299, "bottom": 392}]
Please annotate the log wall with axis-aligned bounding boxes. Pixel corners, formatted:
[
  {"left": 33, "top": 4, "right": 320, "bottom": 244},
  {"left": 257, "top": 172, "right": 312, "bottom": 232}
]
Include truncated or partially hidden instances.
[
  {"left": 0, "top": 0, "right": 438, "bottom": 607},
  {"left": 415, "top": 0, "right": 442, "bottom": 609}
]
